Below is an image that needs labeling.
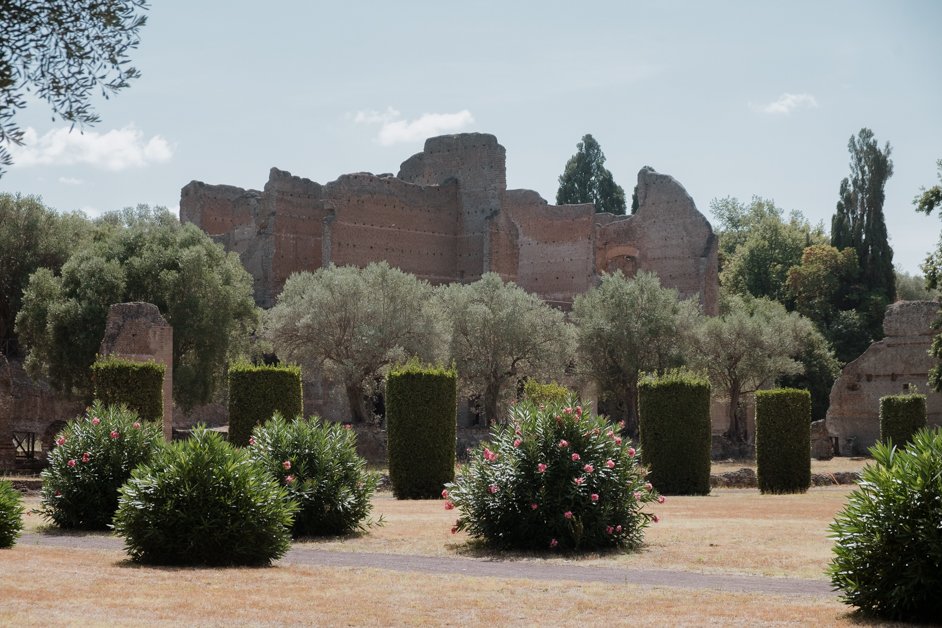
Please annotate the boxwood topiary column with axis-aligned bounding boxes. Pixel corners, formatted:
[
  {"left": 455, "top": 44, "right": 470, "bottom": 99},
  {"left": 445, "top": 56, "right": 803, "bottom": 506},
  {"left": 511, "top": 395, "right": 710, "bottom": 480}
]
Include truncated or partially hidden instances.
[
  {"left": 880, "top": 393, "right": 927, "bottom": 448},
  {"left": 228, "top": 363, "right": 303, "bottom": 446},
  {"left": 638, "top": 370, "right": 711, "bottom": 495},
  {"left": 92, "top": 356, "right": 165, "bottom": 423},
  {"left": 386, "top": 363, "right": 457, "bottom": 499},
  {"left": 755, "top": 388, "right": 811, "bottom": 494}
]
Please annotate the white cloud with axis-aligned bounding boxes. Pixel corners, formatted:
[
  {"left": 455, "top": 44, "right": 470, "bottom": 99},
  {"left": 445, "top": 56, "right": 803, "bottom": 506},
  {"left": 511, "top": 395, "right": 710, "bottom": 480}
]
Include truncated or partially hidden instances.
[
  {"left": 352, "top": 107, "right": 475, "bottom": 145},
  {"left": 11, "top": 125, "right": 173, "bottom": 170},
  {"left": 753, "top": 93, "right": 819, "bottom": 115},
  {"left": 58, "top": 176, "right": 83, "bottom": 185}
]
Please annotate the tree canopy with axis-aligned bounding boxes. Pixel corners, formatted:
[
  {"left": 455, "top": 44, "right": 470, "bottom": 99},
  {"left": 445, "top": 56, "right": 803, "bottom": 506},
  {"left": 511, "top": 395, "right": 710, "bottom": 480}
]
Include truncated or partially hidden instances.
[
  {"left": 556, "top": 134, "right": 627, "bottom": 215},
  {"left": 15, "top": 206, "right": 256, "bottom": 408},
  {"left": 572, "top": 271, "right": 698, "bottom": 436},
  {"left": 913, "top": 158, "right": 942, "bottom": 392},
  {"left": 264, "top": 262, "right": 442, "bottom": 423},
  {"left": 437, "top": 273, "right": 574, "bottom": 426}
]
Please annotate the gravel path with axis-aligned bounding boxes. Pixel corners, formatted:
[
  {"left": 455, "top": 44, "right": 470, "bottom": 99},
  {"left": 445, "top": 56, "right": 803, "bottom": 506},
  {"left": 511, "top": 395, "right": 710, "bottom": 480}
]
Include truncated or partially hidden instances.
[{"left": 18, "top": 532, "right": 834, "bottom": 597}]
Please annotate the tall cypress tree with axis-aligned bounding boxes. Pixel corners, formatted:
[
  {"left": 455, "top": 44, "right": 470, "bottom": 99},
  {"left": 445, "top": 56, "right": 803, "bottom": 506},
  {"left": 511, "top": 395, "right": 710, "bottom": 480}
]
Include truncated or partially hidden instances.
[
  {"left": 556, "top": 134, "right": 627, "bottom": 215},
  {"left": 830, "top": 128, "right": 895, "bottom": 338}
]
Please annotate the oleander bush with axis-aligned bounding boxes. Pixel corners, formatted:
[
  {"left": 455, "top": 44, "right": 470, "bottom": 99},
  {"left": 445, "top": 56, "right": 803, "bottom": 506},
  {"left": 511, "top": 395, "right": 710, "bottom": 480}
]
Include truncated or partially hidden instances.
[
  {"left": 522, "top": 380, "right": 574, "bottom": 406},
  {"left": 755, "top": 388, "right": 811, "bottom": 494},
  {"left": 445, "top": 401, "right": 662, "bottom": 551},
  {"left": 638, "top": 370, "right": 711, "bottom": 495},
  {"left": 114, "top": 425, "right": 296, "bottom": 566},
  {"left": 386, "top": 362, "right": 457, "bottom": 499},
  {"left": 879, "top": 393, "right": 926, "bottom": 448},
  {"left": 228, "top": 362, "right": 303, "bottom": 446},
  {"left": 249, "top": 414, "right": 379, "bottom": 536},
  {"left": 0, "top": 480, "right": 24, "bottom": 548},
  {"left": 40, "top": 402, "right": 163, "bottom": 529},
  {"left": 829, "top": 428, "right": 942, "bottom": 622},
  {"left": 92, "top": 356, "right": 165, "bottom": 423}
]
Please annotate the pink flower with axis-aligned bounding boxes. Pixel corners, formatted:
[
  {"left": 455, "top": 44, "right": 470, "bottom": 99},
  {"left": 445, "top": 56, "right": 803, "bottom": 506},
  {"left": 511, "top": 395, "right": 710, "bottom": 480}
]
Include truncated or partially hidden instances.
[
  {"left": 248, "top": 436, "right": 256, "bottom": 445},
  {"left": 627, "top": 447, "right": 636, "bottom": 457},
  {"left": 606, "top": 430, "right": 614, "bottom": 438},
  {"left": 444, "top": 501, "right": 455, "bottom": 510},
  {"left": 55, "top": 437, "right": 66, "bottom": 446},
  {"left": 605, "top": 459, "right": 615, "bottom": 469},
  {"left": 441, "top": 489, "right": 449, "bottom": 499},
  {"left": 67, "top": 459, "right": 76, "bottom": 468},
  {"left": 451, "top": 526, "right": 458, "bottom": 535},
  {"left": 55, "top": 490, "right": 62, "bottom": 497},
  {"left": 616, "top": 524, "right": 622, "bottom": 533},
  {"left": 537, "top": 463, "right": 547, "bottom": 473},
  {"left": 590, "top": 493, "right": 599, "bottom": 502},
  {"left": 81, "top": 452, "right": 90, "bottom": 463},
  {"left": 343, "top": 424, "right": 353, "bottom": 430},
  {"left": 564, "top": 407, "right": 573, "bottom": 415},
  {"left": 488, "top": 484, "right": 500, "bottom": 494},
  {"left": 652, "top": 514, "right": 660, "bottom": 523},
  {"left": 564, "top": 511, "right": 573, "bottom": 520},
  {"left": 644, "top": 482, "right": 653, "bottom": 491},
  {"left": 283, "top": 460, "right": 292, "bottom": 471},
  {"left": 571, "top": 453, "right": 581, "bottom": 462},
  {"left": 549, "top": 538, "right": 558, "bottom": 548},
  {"left": 483, "top": 447, "right": 497, "bottom": 462},
  {"left": 573, "top": 477, "right": 585, "bottom": 485},
  {"left": 575, "top": 406, "right": 583, "bottom": 417},
  {"left": 513, "top": 439, "right": 522, "bottom": 448},
  {"left": 285, "top": 475, "right": 295, "bottom": 484},
  {"left": 615, "top": 437, "right": 623, "bottom": 446},
  {"left": 583, "top": 464, "right": 594, "bottom": 473},
  {"left": 530, "top": 503, "right": 539, "bottom": 510},
  {"left": 91, "top": 417, "right": 100, "bottom": 426},
  {"left": 109, "top": 430, "right": 119, "bottom": 439},
  {"left": 558, "top": 439, "right": 569, "bottom": 448},
  {"left": 606, "top": 525, "right": 614, "bottom": 535},
  {"left": 618, "top": 420, "right": 626, "bottom": 429},
  {"left": 633, "top": 491, "right": 642, "bottom": 501},
  {"left": 132, "top": 422, "right": 141, "bottom": 430},
  {"left": 657, "top": 495, "right": 666, "bottom": 504}
]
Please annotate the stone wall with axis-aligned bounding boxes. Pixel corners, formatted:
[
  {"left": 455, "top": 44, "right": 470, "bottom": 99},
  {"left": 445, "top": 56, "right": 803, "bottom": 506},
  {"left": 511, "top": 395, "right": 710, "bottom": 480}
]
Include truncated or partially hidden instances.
[
  {"left": 99, "top": 303, "right": 174, "bottom": 440},
  {"left": 825, "top": 300, "right": 942, "bottom": 454},
  {"left": 181, "top": 133, "right": 718, "bottom": 316}
]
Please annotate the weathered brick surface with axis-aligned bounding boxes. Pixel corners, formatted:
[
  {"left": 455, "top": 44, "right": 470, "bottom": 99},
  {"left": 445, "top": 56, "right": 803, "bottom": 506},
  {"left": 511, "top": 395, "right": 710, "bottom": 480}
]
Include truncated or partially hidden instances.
[{"left": 180, "top": 133, "right": 718, "bottom": 316}]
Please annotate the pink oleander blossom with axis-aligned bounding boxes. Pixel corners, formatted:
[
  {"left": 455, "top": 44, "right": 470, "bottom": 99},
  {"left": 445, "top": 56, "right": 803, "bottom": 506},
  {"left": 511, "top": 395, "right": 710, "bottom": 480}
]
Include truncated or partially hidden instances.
[
  {"left": 573, "top": 477, "right": 585, "bottom": 485},
  {"left": 644, "top": 482, "right": 653, "bottom": 491},
  {"left": 513, "top": 439, "right": 522, "bottom": 448},
  {"left": 109, "top": 430, "right": 119, "bottom": 439},
  {"left": 67, "top": 459, "right": 76, "bottom": 468},
  {"left": 483, "top": 447, "right": 497, "bottom": 462},
  {"left": 451, "top": 526, "right": 458, "bottom": 535},
  {"left": 658, "top": 495, "right": 666, "bottom": 504},
  {"left": 571, "top": 452, "right": 581, "bottom": 462},
  {"left": 627, "top": 447, "right": 636, "bottom": 458},
  {"left": 575, "top": 406, "right": 583, "bottom": 417},
  {"left": 616, "top": 524, "right": 622, "bottom": 533},
  {"left": 606, "top": 525, "right": 614, "bottom": 535},
  {"left": 615, "top": 437, "right": 623, "bottom": 445},
  {"left": 564, "top": 511, "right": 573, "bottom": 520},
  {"left": 531, "top": 503, "right": 538, "bottom": 510},
  {"left": 537, "top": 463, "right": 547, "bottom": 473},
  {"left": 550, "top": 538, "right": 558, "bottom": 548},
  {"left": 56, "top": 437, "right": 66, "bottom": 446},
  {"left": 444, "top": 501, "right": 455, "bottom": 510},
  {"left": 605, "top": 459, "right": 615, "bottom": 469},
  {"left": 583, "top": 463, "right": 594, "bottom": 473},
  {"left": 285, "top": 475, "right": 295, "bottom": 484},
  {"left": 590, "top": 493, "right": 599, "bottom": 502},
  {"left": 91, "top": 417, "right": 100, "bottom": 426},
  {"left": 633, "top": 491, "right": 642, "bottom": 501},
  {"left": 558, "top": 439, "right": 569, "bottom": 448},
  {"left": 248, "top": 436, "right": 256, "bottom": 445},
  {"left": 132, "top": 422, "right": 141, "bottom": 430},
  {"left": 488, "top": 484, "right": 500, "bottom": 494},
  {"left": 652, "top": 514, "right": 660, "bottom": 523},
  {"left": 282, "top": 460, "right": 292, "bottom": 471},
  {"left": 441, "top": 489, "right": 449, "bottom": 499},
  {"left": 564, "top": 407, "right": 573, "bottom": 415},
  {"left": 81, "top": 452, "right": 90, "bottom": 463}
]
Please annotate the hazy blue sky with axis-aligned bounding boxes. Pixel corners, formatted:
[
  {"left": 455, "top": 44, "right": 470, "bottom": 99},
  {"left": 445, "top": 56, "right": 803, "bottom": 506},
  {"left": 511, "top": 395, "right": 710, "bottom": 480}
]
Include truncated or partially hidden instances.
[{"left": 3, "top": 0, "right": 941, "bottom": 274}]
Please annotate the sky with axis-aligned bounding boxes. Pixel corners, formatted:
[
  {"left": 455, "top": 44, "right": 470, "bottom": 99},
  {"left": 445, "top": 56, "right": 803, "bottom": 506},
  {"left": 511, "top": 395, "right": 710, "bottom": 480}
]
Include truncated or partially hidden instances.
[{"left": 2, "top": 0, "right": 941, "bottom": 274}]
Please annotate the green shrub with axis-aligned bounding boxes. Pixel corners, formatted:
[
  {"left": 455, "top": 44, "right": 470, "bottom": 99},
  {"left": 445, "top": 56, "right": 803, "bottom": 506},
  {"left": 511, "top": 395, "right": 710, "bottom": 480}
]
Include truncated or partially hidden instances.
[
  {"left": 228, "top": 362, "right": 303, "bottom": 446},
  {"left": 829, "top": 428, "right": 942, "bottom": 621},
  {"left": 0, "top": 480, "right": 24, "bottom": 548},
  {"left": 755, "top": 388, "right": 811, "bottom": 494},
  {"left": 386, "top": 362, "right": 457, "bottom": 499},
  {"left": 523, "top": 380, "right": 574, "bottom": 406},
  {"left": 92, "top": 356, "right": 165, "bottom": 423},
  {"left": 113, "top": 425, "right": 296, "bottom": 566},
  {"left": 447, "top": 401, "right": 661, "bottom": 551},
  {"left": 40, "top": 402, "right": 163, "bottom": 529},
  {"left": 880, "top": 393, "right": 927, "bottom": 448},
  {"left": 249, "top": 414, "right": 379, "bottom": 536},
  {"left": 638, "top": 370, "right": 711, "bottom": 495}
]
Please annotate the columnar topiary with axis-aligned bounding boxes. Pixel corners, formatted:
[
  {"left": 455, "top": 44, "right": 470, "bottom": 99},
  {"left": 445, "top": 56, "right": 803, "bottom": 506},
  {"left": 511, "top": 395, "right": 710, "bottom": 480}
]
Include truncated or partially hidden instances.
[
  {"left": 830, "top": 428, "right": 942, "bottom": 622},
  {"left": 880, "top": 393, "right": 927, "bottom": 448},
  {"left": 446, "top": 401, "right": 661, "bottom": 551},
  {"left": 113, "top": 425, "right": 296, "bottom": 566},
  {"left": 755, "top": 388, "right": 811, "bottom": 494},
  {"left": 228, "top": 362, "right": 303, "bottom": 446},
  {"left": 40, "top": 402, "right": 163, "bottom": 529},
  {"left": 0, "top": 480, "right": 24, "bottom": 548},
  {"left": 522, "top": 380, "right": 574, "bottom": 406},
  {"left": 638, "top": 370, "right": 711, "bottom": 495},
  {"left": 249, "top": 414, "right": 379, "bottom": 536},
  {"left": 92, "top": 356, "right": 165, "bottom": 423},
  {"left": 386, "top": 362, "right": 457, "bottom": 499}
]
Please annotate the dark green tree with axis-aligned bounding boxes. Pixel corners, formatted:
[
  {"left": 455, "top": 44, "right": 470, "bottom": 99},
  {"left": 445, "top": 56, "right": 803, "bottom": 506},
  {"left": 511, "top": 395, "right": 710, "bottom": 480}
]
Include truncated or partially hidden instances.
[
  {"left": 0, "top": 0, "right": 149, "bottom": 175},
  {"left": 913, "top": 158, "right": 942, "bottom": 391},
  {"left": 556, "top": 134, "right": 627, "bottom": 215},
  {"left": 830, "top": 128, "right": 895, "bottom": 338},
  {"left": 16, "top": 206, "right": 257, "bottom": 408},
  {"left": 0, "top": 193, "right": 90, "bottom": 348}
]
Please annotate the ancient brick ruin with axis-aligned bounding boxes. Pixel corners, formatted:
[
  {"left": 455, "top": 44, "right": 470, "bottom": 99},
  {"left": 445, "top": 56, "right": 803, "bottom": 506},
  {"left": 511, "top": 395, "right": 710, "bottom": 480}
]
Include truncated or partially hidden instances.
[
  {"left": 99, "top": 303, "right": 174, "bottom": 440},
  {"left": 181, "top": 133, "right": 718, "bottom": 314},
  {"left": 826, "top": 300, "right": 942, "bottom": 454}
]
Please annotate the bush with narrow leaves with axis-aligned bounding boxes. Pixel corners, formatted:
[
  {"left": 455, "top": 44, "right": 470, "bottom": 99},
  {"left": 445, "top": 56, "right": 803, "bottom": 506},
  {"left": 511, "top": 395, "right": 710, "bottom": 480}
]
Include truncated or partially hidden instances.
[
  {"left": 446, "top": 401, "right": 661, "bottom": 551},
  {"left": 522, "top": 380, "right": 574, "bottom": 406},
  {"left": 829, "top": 428, "right": 942, "bottom": 622},
  {"left": 249, "top": 414, "right": 379, "bottom": 536},
  {"left": 40, "top": 402, "right": 163, "bottom": 529},
  {"left": 0, "top": 480, "right": 23, "bottom": 548},
  {"left": 114, "top": 425, "right": 296, "bottom": 565}
]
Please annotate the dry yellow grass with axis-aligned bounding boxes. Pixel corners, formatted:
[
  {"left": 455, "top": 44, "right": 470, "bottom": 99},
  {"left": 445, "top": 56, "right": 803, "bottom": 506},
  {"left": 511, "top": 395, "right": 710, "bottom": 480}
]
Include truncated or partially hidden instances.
[
  {"left": 0, "top": 545, "right": 865, "bottom": 626},
  {"left": 711, "top": 456, "right": 872, "bottom": 475}
]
